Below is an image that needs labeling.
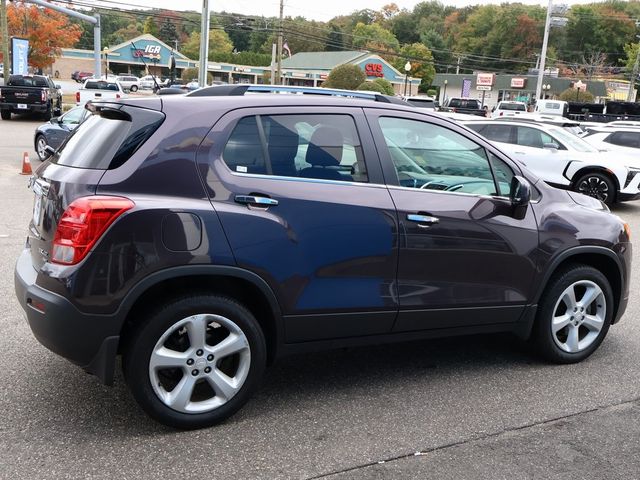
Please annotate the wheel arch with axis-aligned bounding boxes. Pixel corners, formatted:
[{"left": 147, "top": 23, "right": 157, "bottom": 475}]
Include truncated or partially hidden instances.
[
  {"left": 117, "top": 266, "right": 283, "bottom": 365},
  {"left": 533, "top": 246, "right": 623, "bottom": 321}
]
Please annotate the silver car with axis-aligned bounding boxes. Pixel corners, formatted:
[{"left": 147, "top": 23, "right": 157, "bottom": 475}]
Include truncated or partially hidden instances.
[{"left": 115, "top": 75, "right": 139, "bottom": 92}]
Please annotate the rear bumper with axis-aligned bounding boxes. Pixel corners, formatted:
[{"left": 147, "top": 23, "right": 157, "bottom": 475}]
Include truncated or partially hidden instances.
[
  {"left": 14, "top": 248, "right": 119, "bottom": 384},
  {"left": 1, "top": 102, "right": 48, "bottom": 113}
]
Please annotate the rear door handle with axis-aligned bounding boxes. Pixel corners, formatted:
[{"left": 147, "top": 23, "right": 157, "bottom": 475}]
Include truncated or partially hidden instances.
[
  {"left": 234, "top": 195, "right": 279, "bottom": 207},
  {"left": 407, "top": 213, "right": 439, "bottom": 226}
]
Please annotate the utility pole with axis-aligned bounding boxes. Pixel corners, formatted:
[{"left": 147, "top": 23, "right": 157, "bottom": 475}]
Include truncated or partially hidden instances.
[
  {"left": 198, "top": 0, "right": 210, "bottom": 87},
  {"left": 627, "top": 42, "right": 640, "bottom": 102},
  {"left": 1, "top": 0, "right": 10, "bottom": 80},
  {"left": 276, "top": 0, "right": 283, "bottom": 85},
  {"left": 536, "top": 0, "right": 553, "bottom": 101},
  {"left": 455, "top": 56, "right": 461, "bottom": 75}
]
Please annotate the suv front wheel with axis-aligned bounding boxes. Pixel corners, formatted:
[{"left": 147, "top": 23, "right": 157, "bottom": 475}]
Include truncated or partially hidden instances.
[
  {"left": 124, "top": 294, "right": 266, "bottom": 429},
  {"left": 531, "top": 265, "right": 613, "bottom": 363}
]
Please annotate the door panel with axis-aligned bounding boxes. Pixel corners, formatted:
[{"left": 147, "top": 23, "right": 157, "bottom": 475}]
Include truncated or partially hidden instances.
[
  {"left": 196, "top": 106, "right": 399, "bottom": 342},
  {"left": 366, "top": 110, "right": 539, "bottom": 332}
]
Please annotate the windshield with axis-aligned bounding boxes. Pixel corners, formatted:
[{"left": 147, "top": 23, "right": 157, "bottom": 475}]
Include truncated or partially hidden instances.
[{"left": 548, "top": 126, "right": 598, "bottom": 152}]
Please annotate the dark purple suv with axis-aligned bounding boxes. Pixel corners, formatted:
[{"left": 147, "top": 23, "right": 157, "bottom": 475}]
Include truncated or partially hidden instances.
[{"left": 15, "top": 87, "right": 632, "bottom": 428}]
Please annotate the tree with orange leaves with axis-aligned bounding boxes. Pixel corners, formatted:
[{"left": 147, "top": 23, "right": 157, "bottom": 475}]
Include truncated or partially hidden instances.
[{"left": 5, "top": 3, "right": 82, "bottom": 69}]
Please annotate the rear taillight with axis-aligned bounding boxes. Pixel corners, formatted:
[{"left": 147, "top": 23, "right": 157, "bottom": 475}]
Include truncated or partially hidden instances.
[
  {"left": 52, "top": 196, "right": 134, "bottom": 265},
  {"left": 76, "top": 91, "right": 80, "bottom": 103},
  {"left": 499, "top": 112, "right": 503, "bottom": 116},
  {"left": 116, "top": 94, "right": 121, "bottom": 99},
  {"left": 41, "top": 90, "right": 47, "bottom": 102}
]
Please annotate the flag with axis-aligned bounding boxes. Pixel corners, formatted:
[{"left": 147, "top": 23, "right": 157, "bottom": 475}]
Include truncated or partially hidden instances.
[{"left": 283, "top": 41, "right": 292, "bottom": 58}]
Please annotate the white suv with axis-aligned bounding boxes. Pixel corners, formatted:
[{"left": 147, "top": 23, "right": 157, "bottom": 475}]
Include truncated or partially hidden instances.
[
  {"left": 464, "top": 119, "right": 640, "bottom": 205},
  {"left": 582, "top": 126, "right": 640, "bottom": 154},
  {"left": 115, "top": 75, "right": 139, "bottom": 92},
  {"left": 491, "top": 101, "right": 527, "bottom": 118}
]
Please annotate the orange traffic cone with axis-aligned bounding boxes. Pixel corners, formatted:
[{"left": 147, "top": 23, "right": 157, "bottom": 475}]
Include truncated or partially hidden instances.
[{"left": 20, "top": 151, "right": 32, "bottom": 175}]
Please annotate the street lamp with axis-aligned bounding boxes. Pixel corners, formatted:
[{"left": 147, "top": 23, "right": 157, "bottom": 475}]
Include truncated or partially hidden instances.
[
  {"left": 542, "top": 83, "right": 551, "bottom": 99},
  {"left": 103, "top": 47, "right": 109, "bottom": 79},
  {"left": 404, "top": 61, "right": 411, "bottom": 96},
  {"left": 442, "top": 79, "right": 448, "bottom": 102}
]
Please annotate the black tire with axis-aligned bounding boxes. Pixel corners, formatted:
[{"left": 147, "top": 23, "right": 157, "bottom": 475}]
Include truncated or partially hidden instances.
[
  {"left": 530, "top": 264, "right": 613, "bottom": 364},
  {"left": 42, "top": 103, "right": 53, "bottom": 121},
  {"left": 1, "top": 110, "right": 10, "bottom": 120},
  {"left": 130, "top": 85, "right": 138, "bottom": 92},
  {"left": 573, "top": 172, "right": 615, "bottom": 206},
  {"left": 123, "top": 294, "right": 266, "bottom": 429}
]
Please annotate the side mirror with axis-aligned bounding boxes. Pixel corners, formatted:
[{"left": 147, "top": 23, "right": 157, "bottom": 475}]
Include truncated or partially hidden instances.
[
  {"left": 543, "top": 142, "right": 559, "bottom": 150},
  {"left": 55, "top": 84, "right": 61, "bottom": 89},
  {"left": 50, "top": 116, "right": 60, "bottom": 124},
  {"left": 510, "top": 175, "right": 531, "bottom": 208}
]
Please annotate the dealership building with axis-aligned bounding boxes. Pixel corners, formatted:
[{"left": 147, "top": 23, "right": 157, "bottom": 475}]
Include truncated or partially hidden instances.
[{"left": 50, "top": 34, "right": 420, "bottom": 94}]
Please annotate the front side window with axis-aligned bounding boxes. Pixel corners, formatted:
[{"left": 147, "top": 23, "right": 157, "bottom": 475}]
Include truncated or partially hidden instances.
[
  {"left": 222, "top": 114, "right": 367, "bottom": 182},
  {"left": 515, "top": 126, "right": 554, "bottom": 149},
  {"left": 378, "top": 117, "right": 504, "bottom": 196}
]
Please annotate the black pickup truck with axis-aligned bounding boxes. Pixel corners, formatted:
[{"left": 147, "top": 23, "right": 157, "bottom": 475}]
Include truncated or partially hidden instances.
[
  {"left": 439, "top": 97, "right": 487, "bottom": 116},
  {"left": 0, "top": 74, "right": 62, "bottom": 120}
]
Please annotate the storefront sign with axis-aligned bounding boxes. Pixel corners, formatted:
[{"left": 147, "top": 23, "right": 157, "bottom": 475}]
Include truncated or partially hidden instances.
[
  {"left": 132, "top": 45, "right": 162, "bottom": 59},
  {"left": 11, "top": 37, "right": 29, "bottom": 75},
  {"left": 476, "top": 85, "right": 492, "bottom": 91},
  {"left": 511, "top": 77, "right": 526, "bottom": 88},
  {"left": 476, "top": 73, "right": 495, "bottom": 86},
  {"left": 364, "top": 63, "right": 384, "bottom": 77}
]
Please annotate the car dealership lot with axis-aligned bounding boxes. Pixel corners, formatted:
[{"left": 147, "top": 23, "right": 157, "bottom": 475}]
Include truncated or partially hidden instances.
[{"left": 1, "top": 117, "right": 640, "bottom": 479}]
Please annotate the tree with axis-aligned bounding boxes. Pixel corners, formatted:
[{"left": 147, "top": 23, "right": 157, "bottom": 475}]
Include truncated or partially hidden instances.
[
  {"left": 559, "top": 88, "right": 594, "bottom": 102},
  {"left": 373, "top": 78, "right": 394, "bottom": 95},
  {"left": 5, "top": 4, "right": 82, "bottom": 69},
  {"left": 394, "top": 43, "right": 436, "bottom": 88},
  {"left": 143, "top": 17, "right": 158, "bottom": 36},
  {"left": 323, "top": 64, "right": 366, "bottom": 90},
  {"left": 180, "top": 30, "right": 234, "bottom": 60},
  {"left": 158, "top": 18, "right": 178, "bottom": 46},
  {"left": 357, "top": 81, "right": 387, "bottom": 94},
  {"left": 352, "top": 22, "right": 400, "bottom": 53}
]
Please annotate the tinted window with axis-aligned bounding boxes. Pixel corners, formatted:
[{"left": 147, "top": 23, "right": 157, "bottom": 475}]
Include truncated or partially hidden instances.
[
  {"left": 607, "top": 132, "right": 640, "bottom": 148},
  {"left": 468, "top": 123, "right": 513, "bottom": 143},
  {"left": 499, "top": 103, "right": 526, "bottom": 111},
  {"left": 8, "top": 75, "right": 48, "bottom": 87},
  {"left": 516, "top": 127, "right": 555, "bottom": 149},
  {"left": 378, "top": 117, "right": 499, "bottom": 196},
  {"left": 53, "top": 106, "right": 164, "bottom": 169},
  {"left": 223, "top": 114, "right": 367, "bottom": 183},
  {"left": 85, "top": 81, "right": 119, "bottom": 91}
]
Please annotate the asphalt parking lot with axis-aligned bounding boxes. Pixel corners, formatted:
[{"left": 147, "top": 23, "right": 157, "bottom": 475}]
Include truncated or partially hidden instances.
[{"left": 1, "top": 116, "right": 639, "bottom": 479}]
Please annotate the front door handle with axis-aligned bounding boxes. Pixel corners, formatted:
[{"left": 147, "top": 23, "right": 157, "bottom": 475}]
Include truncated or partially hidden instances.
[
  {"left": 407, "top": 213, "right": 439, "bottom": 226},
  {"left": 234, "top": 195, "right": 279, "bottom": 207}
]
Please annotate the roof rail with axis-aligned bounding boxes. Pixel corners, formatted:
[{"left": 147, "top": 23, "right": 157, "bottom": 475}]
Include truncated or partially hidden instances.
[{"left": 183, "top": 84, "right": 408, "bottom": 105}]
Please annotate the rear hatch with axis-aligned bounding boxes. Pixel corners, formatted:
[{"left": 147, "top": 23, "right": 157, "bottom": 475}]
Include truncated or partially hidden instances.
[{"left": 28, "top": 101, "right": 164, "bottom": 269}]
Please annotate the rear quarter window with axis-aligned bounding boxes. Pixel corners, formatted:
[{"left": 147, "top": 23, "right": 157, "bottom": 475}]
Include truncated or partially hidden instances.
[{"left": 53, "top": 105, "right": 164, "bottom": 169}]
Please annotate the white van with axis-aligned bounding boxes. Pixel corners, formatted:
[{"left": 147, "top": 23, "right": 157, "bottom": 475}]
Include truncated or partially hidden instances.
[{"left": 535, "top": 100, "right": 569, "bottom": 117}]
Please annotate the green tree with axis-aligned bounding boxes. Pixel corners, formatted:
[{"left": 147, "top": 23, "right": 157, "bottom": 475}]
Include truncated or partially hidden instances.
[
  {"left": 323, "top": 64, "right": 366, "bottom": 90},
  {"left": 357, "top": 81, "right": 387, "bottom": 93},
  {"left": 158, "top": 18, "right": 178, "bottom": 46},
  {"left": 352, "top": 22, "right": 400, "bottom": 53},
  {"left": 559, "top": 88, "right": 594, "bottom": 102},
  {"left": 181, "top": 29, "right": 234, "bottom": 60},
  {"left": 143, "top": 16, "right": 158, "bottom": 36},
  {"left": 624, "top": 42, "right": 640, "bottom": 73},
  {"left": 373, "top": 78, "right": 394, "bottom": 95},
  {"left": 394, "top": 43, "right": 436, "bottom": 87}
]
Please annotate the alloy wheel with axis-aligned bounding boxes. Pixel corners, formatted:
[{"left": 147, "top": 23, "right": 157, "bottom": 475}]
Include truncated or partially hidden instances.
[
  {"left": 148, "top": 313, "right": 251, "bottom": 414},
  {"left": 551, "top": 280, "right": 606, "bottom": 353},
  {"left": 577, "top": 176, "right": 609, "bottom": 202}
]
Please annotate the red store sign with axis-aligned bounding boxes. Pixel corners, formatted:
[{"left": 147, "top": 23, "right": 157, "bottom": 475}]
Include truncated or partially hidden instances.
[
  {"left": 511, "top": 77, "right": 527, "bottom": 88},
  {"left": 364, "top": 63, "right": 384, "bottom": 77}
]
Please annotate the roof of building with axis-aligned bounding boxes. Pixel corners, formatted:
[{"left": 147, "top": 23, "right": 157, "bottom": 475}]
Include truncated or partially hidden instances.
[{"left": 282, "top": 51, "right": 368, "bottom": 70}]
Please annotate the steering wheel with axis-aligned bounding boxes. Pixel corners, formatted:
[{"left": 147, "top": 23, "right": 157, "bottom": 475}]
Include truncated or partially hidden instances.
[{"left": 444, "top": 184, "right": 464, "bottom": 192}]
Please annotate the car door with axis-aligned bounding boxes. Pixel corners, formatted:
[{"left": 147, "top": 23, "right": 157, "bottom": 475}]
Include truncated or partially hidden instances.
[
  {"left": 196, "top": 106, "right": 399, "bottom": 343},
  {"left": 366, "top": 110, "right": 539, "bottom": 332}
]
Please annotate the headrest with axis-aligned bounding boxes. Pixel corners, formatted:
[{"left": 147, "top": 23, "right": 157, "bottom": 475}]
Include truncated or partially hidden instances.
[{"left": 306, "top": 126, "right": 343, "bottom": 167}]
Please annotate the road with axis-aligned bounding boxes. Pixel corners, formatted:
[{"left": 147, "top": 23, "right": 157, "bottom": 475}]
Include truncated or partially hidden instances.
[{"left": 0, "top": 116, "right": 639, "bottom": 479}]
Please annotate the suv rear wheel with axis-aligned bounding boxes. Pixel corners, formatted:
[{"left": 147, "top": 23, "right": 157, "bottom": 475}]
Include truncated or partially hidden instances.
[
  {"left": 530, "top": 265, "right": 613, "bottom": 363},
  {"left": 123, "top": 294, "right": 266, "bottom": 429}
]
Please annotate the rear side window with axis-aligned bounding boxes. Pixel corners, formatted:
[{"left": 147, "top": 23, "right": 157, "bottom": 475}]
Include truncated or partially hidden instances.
[
  {"left": 222, "top": 114, "right": 367, "bottom": 183},
  {"left": 606, "top": 132, "right": 640, "bottom": 148},
  {"left": 53, "top": 106, "right": 164, "bottom": 169},
  {"left": 468, "top": 123, "right": 513, "bottom": 144}
]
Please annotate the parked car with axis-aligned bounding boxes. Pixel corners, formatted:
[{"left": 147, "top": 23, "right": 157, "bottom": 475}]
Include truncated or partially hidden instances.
[
  {"left": 76, "top": 79, "right": 126, "bottom": 107},
  {"left": 15, "top": 84, "right": 632, "bottom": 429},
  {"left": 139, "top": 75, "right": 168, "bottom": 90},
  {"left": 33, "top": 106, "right": 89, "bottom": 161},
  {"left": 403, "top": 95, "right": 438, "bottom": 110},
  {"left": 71, "top": 71, "right": 93, "bottom": 83},
  {"left": 115, "top": 75, "right": 140, "bottom": 92},
  {"left": 492, "top": 100, "right": 527, "bottom": 118},
  {"left": 440, "top": 97, "right": 486, "bottom": 116},
  {"left": 464, "top": 119, "right": 640, "bottom": 205},
  {"left": 0, "top": 74, "right": 62, "bottom": 120},
  {"left": 582, "top": 126, "right": 640, "bottom": 153}
]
